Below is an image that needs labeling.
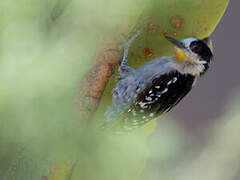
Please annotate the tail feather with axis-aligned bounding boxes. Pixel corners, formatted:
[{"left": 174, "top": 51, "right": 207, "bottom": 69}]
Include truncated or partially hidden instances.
[{"left": 100, "top": 106, "right": 118, "bottom": 131}]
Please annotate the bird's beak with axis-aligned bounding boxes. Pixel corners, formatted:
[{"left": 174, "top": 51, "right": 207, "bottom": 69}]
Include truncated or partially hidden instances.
[{"left": 165, "top": 36, "right": 185, "bottom": 50}]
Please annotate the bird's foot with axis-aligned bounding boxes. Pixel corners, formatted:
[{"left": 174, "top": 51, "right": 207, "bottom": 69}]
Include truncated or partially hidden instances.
[{"left": 118, "top": 30, "right": 140, "bottom": 65}]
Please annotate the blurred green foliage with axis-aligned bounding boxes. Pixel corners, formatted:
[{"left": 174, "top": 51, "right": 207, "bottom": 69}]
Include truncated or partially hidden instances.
[
  {"left": 141, "top": 92, "right": 240, "bottom": 180},
  {"left": 0, "top": 0, "right": 230, "bottom": 180}
]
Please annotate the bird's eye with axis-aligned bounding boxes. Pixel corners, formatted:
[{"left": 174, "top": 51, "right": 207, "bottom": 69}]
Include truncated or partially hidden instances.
[{"left": 192, "top": 45, "right": 202, "bottom": 53}]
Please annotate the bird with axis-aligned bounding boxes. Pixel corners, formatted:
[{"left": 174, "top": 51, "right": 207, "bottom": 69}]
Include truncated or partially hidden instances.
[{"left": 103, "top": 31, "right": 213, "bottom": 132}]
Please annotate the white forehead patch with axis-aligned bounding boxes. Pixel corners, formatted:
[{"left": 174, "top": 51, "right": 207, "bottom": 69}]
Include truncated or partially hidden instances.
[{"left": 182, "top": 38, "right": 197, "bottom": 47}]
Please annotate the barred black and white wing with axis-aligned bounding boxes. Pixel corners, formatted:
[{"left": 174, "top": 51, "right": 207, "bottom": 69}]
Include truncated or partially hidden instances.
[
  {"left": 103, "top": 71, "right": 195, "bottom": 132},
  {"left": 120, "top": 71, "right": 195, "bottom": 131}
]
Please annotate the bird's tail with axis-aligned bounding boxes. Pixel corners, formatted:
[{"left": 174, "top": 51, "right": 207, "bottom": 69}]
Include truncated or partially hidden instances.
[{"left": 100, "top": 106, "right": 118, "bottom": 131}]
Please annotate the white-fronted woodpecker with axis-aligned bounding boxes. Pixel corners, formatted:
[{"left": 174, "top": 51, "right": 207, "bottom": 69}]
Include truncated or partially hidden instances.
[{"left": 103, "top": 31, "right": 213, "bottom": 131}]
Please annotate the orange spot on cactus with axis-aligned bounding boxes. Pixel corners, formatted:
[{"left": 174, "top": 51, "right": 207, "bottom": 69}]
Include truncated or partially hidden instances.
[
  {"left": 144, "top": 48, "right": 153, "bottom": 57},
  {"left": 171, "top": 15, "right": 184, "bottom": 30},
  {"left": 162, "top": 29, "right": 169, "bottom": 36},
  {"left": 172, "top": 32, "right": 178, "bottom": 36},
  {"left": 148, "top": 23, "right": 160, "bottom": 34}
]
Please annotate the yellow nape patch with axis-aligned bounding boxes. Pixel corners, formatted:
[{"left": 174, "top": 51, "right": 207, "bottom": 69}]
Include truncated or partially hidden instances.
[{"left": 175, "top": 48, "right": 191, "bottom": 62}]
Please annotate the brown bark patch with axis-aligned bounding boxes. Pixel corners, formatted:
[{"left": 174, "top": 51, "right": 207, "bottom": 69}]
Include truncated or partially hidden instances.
[{"left": 78, "top": 47, "right": 121, "bottom": 121}]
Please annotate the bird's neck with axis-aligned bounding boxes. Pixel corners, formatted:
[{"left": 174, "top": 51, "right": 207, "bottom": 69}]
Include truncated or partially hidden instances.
[{"left": 173, "top": 49, "right": 208, "bottom": 76}]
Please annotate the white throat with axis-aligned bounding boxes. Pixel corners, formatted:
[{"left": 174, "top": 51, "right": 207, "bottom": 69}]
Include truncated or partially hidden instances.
[{"left": 174, "top": 59, "right": 205, "bottom": 76}]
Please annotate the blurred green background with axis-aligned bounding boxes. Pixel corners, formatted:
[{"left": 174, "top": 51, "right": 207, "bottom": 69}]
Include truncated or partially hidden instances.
[{"left": 0, "top": 0, "right": 239, "bottom": 180}]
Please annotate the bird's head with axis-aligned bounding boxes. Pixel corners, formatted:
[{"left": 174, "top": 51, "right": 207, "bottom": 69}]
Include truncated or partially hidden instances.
[{"left": 165, "top": 36, "right": 213, "bottom": 75}]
